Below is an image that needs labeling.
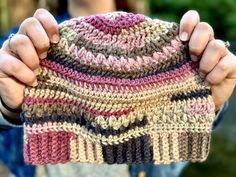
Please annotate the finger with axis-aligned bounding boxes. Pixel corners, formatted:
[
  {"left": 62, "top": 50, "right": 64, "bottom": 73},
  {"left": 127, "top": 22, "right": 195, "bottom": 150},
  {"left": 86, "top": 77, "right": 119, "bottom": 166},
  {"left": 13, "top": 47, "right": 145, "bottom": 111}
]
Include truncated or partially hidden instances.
[
  {"left": 199, "top": 39, "right": 227, "bottom": 76},
  {"left": 33, "top": 8, "right": 59, "bottom": 43},
  {"left": 0, "top": 52, "right": 37, "bottom": 87},
  {"left": 179, "top": 10, "right": 200, "bottom": 41},
  {"left": 2, "top": 34, "right": 40, "bottom": 71},
  {"left": 189, "top": 22, "right": 214, "bottom": 60},
  {"left": 211, "top": 81, "right": 235, "bottom": 111},
  {"left": 206, "top": 53, "right": 236, "bottom": 84},
  {"left": 18, "top": 17, "right": 50, "bottom": 59}
]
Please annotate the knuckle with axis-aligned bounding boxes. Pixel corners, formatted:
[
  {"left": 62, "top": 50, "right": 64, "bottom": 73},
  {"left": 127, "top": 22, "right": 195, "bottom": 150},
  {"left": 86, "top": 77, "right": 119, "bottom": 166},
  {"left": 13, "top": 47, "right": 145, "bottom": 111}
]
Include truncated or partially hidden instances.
[
  {"left": 199, "top": 67, "right": 209, "bottom": 74},
  {"left": 198, "top": 22, "right": 214, "bottom": 36},
  {"left": 34, "top": 59, "right": 40, "bottom": 67},
  {"left": 38, "top": 40, "right": 50, "bottom": 51},
  {"left": 7, "top": 60, "right": 21, "bottom": 74},
  {"left": 198, "top": 22, "right": 210, "bottom": 29},
  {"left": 218, "top": 61, "right": 228, "bottom": 72},
  {"left": 47, "top": 24, "right": 57, "bottom": 34},
  {"left": 198, "top": 22, "right": 214, "bottom": 38},
  {"left": 12, "top": 34, "right": 29, "bottom": 47},
  {"left": 209, "top": 40, "right": 224, "bottom": 51},
  {"left": 206, "top": 75, "right": 218, "bottom": 84},
  {"left": 189, "top": 45, "right": 202, "bottom": 55},
  {"left": 31, "top": 60, "right": 40, "bottom": 69},
  {"left": 21, "top": 17, "right": 38, "bottom": 28},
  {"left": 27, "top": 74, "right": 36, "bottom": 84}
]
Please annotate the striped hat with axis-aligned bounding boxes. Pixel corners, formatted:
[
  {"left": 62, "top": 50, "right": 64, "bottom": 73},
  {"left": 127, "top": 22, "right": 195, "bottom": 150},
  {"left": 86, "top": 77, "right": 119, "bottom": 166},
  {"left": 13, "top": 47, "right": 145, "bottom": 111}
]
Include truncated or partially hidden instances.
[{"left": 21, "top": 12, "right": 215, "bottom": 165}]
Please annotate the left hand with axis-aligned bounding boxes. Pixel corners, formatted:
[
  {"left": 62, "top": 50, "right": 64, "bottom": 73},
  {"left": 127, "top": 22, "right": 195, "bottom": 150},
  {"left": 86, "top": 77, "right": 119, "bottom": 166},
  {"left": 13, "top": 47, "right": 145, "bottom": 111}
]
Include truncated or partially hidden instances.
[{"left": 179, "top": 10, "right": 236, "bottom": 111}]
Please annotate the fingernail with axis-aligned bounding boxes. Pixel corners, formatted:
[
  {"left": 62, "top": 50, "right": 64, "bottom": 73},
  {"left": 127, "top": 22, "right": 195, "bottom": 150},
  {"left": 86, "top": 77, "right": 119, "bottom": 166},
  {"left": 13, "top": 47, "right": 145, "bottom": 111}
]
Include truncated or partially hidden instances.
[
  {"left": 199, "top": 71, "right": 206, "bottom": 79},
  {"left": 191, "top": 55, "right": 198, "bottom": 61},
  {"left": 39, "top": 52, "right": 47, "bottom": 59},
  {"left": 180, "top": 32, "right": 189, "bottom": 41},
  {"left": 51, "top": 34, "right": 60, "bottom": 43},
  {"left": 31, "top": 80, "right": 38, "bottom": 87}
]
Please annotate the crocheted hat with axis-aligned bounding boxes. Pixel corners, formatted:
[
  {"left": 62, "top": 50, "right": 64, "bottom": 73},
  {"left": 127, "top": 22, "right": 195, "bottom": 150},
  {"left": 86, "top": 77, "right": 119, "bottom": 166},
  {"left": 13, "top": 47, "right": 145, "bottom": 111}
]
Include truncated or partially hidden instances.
[{"left": 21, "top": 12, "right": 215, "bottom": 165}]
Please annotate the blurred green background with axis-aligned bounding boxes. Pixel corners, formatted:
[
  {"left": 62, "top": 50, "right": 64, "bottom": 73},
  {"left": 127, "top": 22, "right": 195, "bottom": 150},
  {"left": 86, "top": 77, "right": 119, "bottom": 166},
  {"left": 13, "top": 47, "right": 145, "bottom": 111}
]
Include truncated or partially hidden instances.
[{"left": 0, "top": 0, "right": 236, "bottom": 176}]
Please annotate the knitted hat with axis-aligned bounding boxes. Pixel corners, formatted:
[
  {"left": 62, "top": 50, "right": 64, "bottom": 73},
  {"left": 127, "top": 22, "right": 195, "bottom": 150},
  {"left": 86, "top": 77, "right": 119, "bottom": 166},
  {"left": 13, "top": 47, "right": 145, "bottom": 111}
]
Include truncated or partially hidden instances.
[{"left": 21, "top": 12, "right": 215, "bottom": 165}]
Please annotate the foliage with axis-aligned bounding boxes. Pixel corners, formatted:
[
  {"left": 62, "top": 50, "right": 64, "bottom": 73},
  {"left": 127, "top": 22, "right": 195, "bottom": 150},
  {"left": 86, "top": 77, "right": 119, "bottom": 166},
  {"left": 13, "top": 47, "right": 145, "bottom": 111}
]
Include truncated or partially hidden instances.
[
  {"left": 149, "top": 0, "right": 236, "bottom": 41},
  {"left": 182, "top": 133, "right": 236, "bottom": 177}
]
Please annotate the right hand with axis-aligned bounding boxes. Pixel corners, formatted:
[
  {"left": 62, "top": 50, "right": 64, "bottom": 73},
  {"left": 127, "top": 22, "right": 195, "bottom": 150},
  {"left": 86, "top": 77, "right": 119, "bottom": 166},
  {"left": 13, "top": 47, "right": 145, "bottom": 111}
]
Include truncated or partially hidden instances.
[{"left": 0, "top": 9, "right": 59, "bottom": 113}]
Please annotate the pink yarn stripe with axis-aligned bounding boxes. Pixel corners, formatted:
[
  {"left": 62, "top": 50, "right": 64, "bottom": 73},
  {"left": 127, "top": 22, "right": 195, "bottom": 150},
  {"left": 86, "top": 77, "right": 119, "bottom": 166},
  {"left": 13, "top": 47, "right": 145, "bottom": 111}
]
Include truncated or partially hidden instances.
[
  {"left": 187, "top": 102, "right": 215, "bottom": 116},
  {"left": 27, "top": 134, "right": 40, "bottom": 164},
  {"left": 40, "top": 60, "right": 198, "bottom": 88},
  {"left": 24, "top": 131, "right": 73, "bottom": 164},
  {"left": 83, "top": 13, "right": 146, "bottom": 35},
  {"left": 23, "top": 140, "right": 31, "bottom": 164},
  {"left": 29, "top": 63, "right": 193, "bottom": 94},
  {"left": 72, "top": 37, "right": 182, "bottom": 71},
  {"left": 65, "top": 13, "right": 146, "bottom": 36},
  {"left": 77, "top": 22, "right": 147, "bottom": 49}
]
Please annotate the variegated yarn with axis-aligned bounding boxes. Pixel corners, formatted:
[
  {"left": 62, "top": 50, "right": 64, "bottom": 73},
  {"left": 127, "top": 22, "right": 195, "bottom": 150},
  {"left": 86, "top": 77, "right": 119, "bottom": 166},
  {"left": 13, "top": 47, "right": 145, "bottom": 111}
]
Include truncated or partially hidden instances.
[{"left": 21, "top": 12, "right": 216, "bottom": 165}]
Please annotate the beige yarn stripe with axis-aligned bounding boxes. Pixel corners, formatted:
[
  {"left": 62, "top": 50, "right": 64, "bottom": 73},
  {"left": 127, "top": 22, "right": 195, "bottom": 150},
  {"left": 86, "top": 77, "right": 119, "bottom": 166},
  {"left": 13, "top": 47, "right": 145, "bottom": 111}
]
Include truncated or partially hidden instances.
[
  {"left": 86, "top": 139, "right": 95, "bottom": 163},
  {"left": 94, "top": 143, "right": 104, "bottom": 163},
  {"left": 171, "top": 132, "right": 180, "bottom": 162},
  {"left": 69, "top": 134, "right": 104, "bottom": 163},
  {"left": 78, "top": 134, "right": 87, "bottom": 162},
  {"left": 69, "top": 137, "right": 79, "bottom": 161},
  {"left": 161, "top": 132, "right": 170, "bottom": 164},
  {"left": 152, "top": 133, "right": 161, "bottom": 164}
]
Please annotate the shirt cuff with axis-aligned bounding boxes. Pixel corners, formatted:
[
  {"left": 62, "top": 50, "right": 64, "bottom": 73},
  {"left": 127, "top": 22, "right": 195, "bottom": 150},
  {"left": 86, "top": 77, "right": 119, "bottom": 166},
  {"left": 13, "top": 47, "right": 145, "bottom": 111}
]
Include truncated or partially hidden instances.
[{"left": 0, "top": 111, "right": 23, "bottom": 128}]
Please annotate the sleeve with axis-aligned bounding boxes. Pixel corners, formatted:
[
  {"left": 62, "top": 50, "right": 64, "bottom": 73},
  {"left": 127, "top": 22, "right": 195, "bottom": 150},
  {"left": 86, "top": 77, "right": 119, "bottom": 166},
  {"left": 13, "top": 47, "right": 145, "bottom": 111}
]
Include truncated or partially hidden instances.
[
  {"left": 0, "top": 26, "right": 19, "bottom": 47},
  {"left": 0, "top": 96, "right": 23, "bottom": 129},
  {"left": 212, "top": 101, "right": 229, "bottom": 129},
  {"left": 0, "top": 111, "right": 23, "bottom": 129}
]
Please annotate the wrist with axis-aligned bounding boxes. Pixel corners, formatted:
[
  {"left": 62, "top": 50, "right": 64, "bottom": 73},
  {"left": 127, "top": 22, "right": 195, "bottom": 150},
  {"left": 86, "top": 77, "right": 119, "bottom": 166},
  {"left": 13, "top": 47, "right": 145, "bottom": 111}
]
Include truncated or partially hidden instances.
[{"left": 0, "top": 97, "right": 22, "bottom": 123}]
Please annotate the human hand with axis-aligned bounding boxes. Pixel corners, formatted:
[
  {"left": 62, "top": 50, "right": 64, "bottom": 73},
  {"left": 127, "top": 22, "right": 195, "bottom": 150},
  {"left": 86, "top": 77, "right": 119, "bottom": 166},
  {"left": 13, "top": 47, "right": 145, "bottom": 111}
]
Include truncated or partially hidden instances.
[
  {"left": 0, "top": 9, "right": 59, "bottom": 118},
  {"left": 179, "top": 10, "right": 236, "bottom": 111}
]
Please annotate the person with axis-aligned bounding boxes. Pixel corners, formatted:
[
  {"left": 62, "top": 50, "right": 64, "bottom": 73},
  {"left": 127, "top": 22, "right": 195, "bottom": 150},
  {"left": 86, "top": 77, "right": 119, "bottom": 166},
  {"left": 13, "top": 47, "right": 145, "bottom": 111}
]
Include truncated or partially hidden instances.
[{"left": 0, "top": 0, "right": 235, "bottom": 177}]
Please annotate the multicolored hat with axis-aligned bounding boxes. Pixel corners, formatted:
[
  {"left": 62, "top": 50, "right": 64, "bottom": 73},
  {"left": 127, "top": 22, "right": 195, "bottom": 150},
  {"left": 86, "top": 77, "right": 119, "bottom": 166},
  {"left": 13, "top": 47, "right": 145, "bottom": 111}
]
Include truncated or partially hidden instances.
[{"left": 21, "top": 12, "right": 215, "bottom": 165}]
